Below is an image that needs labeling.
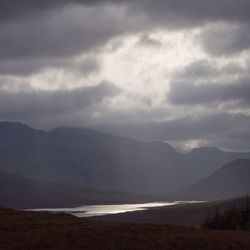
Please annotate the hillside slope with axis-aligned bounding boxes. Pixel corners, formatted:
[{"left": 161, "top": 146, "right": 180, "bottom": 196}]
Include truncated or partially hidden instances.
[
  {"left": 0, "top": 170, "right": 181, "bottom": 209},
  {"left": 184, "top": 159, "right": 250, "bottom": 199},
  {"left": 0, "top": 207, "right": 250, "bottom": 250},
  {"left": 185, "top": 147, "right": 250, "bottom": 180}
]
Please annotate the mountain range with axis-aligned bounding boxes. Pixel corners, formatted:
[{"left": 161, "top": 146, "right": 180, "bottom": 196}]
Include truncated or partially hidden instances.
[{"left": 0, "top": 121, "right": 249, "bottom": 196}]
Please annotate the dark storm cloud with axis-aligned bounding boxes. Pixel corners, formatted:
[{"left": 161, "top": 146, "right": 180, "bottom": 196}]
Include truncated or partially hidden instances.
[
  {"left": 0, "top": 3, "right": 125, "bottom": 75},
  {"left": 3, "top": 0, "right": 250, "bottom": 24},
  {"left": 0, "top": 81, "right": 119, "bottom": 121},
  {"left": 97, "top": 112, "right": 250, "bottom": 151},
  {"left": 1, "top": 0, "right": 250, "bottom": 151},
  {"left": 1, "top": 0, "right": 250, "bottom": 63},
  {"left": 168, "top": 78, "right": 250, "bottom": 106},
  {"left": 0, "top": 57, "right": 99, "bottom": 76},
  {"left": 0, "top": 5, "right": 126, "bottom": 61},
  {"left": 155, "top": 113, "right": 250, "bottom": 142},
  {"left": 172, "top": 59, "right": 246, "bottom": 82},
  {"left": 0, "top": 0, "right": 110, "bottom": 22},
  {"left": 174, "top": 60, "right": 219, "bottom": 79},
  {"left": 198, "top": 24, "right": 250, "bottom": 56}
]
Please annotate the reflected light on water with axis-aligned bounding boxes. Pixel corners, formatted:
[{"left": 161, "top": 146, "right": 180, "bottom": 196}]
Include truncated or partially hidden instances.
[{"left": 28, "top": 201, "right": 204, "bottom": 217}]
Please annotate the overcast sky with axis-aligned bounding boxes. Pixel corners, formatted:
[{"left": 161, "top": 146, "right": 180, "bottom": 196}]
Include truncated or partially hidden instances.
[{"left": 1, "top": 0, "right": 250, "bottom": 151}]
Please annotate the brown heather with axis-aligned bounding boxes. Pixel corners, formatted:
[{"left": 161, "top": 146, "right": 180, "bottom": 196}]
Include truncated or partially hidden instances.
[{"left": 0, "top": 207, "right": 250, "bottom": 250}]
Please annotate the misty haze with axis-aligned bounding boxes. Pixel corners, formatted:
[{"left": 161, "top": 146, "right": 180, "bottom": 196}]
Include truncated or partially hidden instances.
[{"left": 0, "top": 0, "right": 250, "bottom": 249}]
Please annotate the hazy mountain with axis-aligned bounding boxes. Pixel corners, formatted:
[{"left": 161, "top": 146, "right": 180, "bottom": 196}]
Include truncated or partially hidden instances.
[
  {"left": 0, "top": 121, "right": 249, "bottom": 194},
  {"left": 185, "top": 147, "right": 250, "bottom": 181},
  {"left": 0, "top": 122, "right": 189, "bottom": 193},
  {"left": 0, "top": 170, "right": 183, "bottom": 209},
  {"left": 184, "top": 159, "right": 250, "bottom": 199}
]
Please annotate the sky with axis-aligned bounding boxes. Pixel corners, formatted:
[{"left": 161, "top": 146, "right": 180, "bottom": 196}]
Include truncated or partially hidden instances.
[{"left": 1, "top": 0, "right": 250, "bottom": 152}]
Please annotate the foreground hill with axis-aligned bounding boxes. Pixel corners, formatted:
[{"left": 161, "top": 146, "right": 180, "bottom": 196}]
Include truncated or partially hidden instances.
[
  {"left": 184, "top": 159, "right": 250, "bottom": 200},
  {"left": 92, "top": 196, "right": 249, "bottom": 226},
  {"left": 0, "top": 208, "right": 250, "bottom": 250},
  {"left": 0, "top": 170, "right": 181, "bottom": 209}
]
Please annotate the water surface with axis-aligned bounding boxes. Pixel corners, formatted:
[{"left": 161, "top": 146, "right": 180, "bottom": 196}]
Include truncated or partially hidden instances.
[{"left": 29, "top": 201, "right": 204, "bottom": 217}]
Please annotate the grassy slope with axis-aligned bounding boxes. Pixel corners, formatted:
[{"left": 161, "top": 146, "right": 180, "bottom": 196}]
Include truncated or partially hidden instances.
[
  {"left": 92, "top": 196, "right": 249, "bottom": 226},
  {"left": 0, "top": 170, "right": 185, "bottom": 209},
  {"left": 0, "top": 208, "right": 250, "bottom": 250}
]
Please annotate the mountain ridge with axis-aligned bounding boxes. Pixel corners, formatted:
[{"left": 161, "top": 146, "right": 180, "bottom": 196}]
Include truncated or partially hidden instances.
[
  {"left": 0, "top": 121, "right": 250, "bottom": 195},
  {"left": 183, "top": 159, "right": 250, "bottom": 199},
  {"left": 0, "top": 121, "right": 187, "bottom": 193}
]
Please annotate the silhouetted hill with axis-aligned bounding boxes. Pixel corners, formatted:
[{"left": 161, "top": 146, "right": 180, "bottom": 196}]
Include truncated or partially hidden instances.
[
  {"left": 0, "top": 122, "right": 189, "bottom": 193},
  {"left": 184, "top": 159, "right": 250, "bottom": 199},
  {"left": 0, "top": 170, "right": 182, "bottom": 209},
  {"left": 185, "top": 147, "right": 250, "bottom": 181},
  {"left": 1, "top": 207, "right": 250, "bottom": 249},
  {"left": 0, "top": 121, "right": 249, "bottom": 194}
]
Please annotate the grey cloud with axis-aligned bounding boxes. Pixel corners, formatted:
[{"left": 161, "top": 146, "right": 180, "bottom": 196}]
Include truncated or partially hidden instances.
[
  {"left": 3, "top": 0, "right": 250, "bottom": 24},
  {"left": 172, "top": 60, "right": 246, "bottom": 81},
  {"left": 198, "top": 23, "right": 250, "bottom": 56},
  {"left": 168, "top": 78, "right": 250, "bottom": 106},
  {"left": 174, "top": 60, "right": 219, "bottom": 79},
  {"left": 126, "top": 0, "right": 250, "bottom": 30},
  {"left": 0, "top": 81, "right": 119, "bottom": 123},
  {"left": 96, "top": 112, "right": 250, "bottom": 151},
  {"left": 138, "top": 33, "right": 162, "bottom": 47},
  {"left": 222, "top": 63, "right": 246, "bottom": 75},
  {"left": 0, "top": 0, "right": 109, "bottom": 22},
  {"left": 1, "top": 0, "right": 250, "bottom": 152},
  {"left": 0, "top": 3, "right": 129, "bottom": 76},
  {"left": 0, "top": 5, "right": 126, "bottom": 61},
  {"left": 2, "top": 0, "right": 250, "bottom": 62},
  {"left": 0, "top": 57, "right": 100, "bottom": 76}
]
